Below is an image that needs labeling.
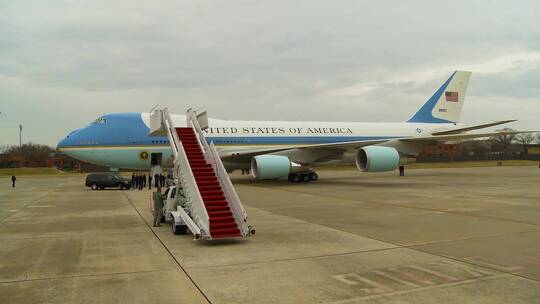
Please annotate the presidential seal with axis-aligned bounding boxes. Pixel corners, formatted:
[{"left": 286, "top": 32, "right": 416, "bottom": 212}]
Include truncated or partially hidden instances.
[{"left": 139, "top": 151, "right": 149, "bottom": 160}]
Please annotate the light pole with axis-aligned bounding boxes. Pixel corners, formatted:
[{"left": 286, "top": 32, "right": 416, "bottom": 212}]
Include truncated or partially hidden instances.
[{"left": 19, "top": 124, "right": 22, "bottom": 147}]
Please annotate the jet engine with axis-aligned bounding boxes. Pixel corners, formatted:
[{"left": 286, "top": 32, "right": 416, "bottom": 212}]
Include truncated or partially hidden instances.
[
  {"left": 355, "top": 146, "right": 400, "bottom": 172},
  {"left": 251, "top": 155, "right": 297, "bottom": 179}
]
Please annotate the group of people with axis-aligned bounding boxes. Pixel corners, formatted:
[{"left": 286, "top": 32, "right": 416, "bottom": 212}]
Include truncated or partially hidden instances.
[{"left": 131, "top": 172, "right": 167, "bottom": 190}]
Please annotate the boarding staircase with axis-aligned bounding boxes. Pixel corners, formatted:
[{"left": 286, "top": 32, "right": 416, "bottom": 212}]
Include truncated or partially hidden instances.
[{"left": 149, "top": 108, "right": 253, "bottom": 240}]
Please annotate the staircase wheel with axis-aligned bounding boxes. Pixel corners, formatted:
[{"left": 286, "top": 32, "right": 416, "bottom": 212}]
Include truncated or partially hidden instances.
[
  {"left": 308, "top": 172, "right": 318, "bottom": 181},
  {"left": 301, "top": 174, "right": 310, "bottom": 183},
  {"left": 172, "top": 224, "right": 187, "bottom": 235}
]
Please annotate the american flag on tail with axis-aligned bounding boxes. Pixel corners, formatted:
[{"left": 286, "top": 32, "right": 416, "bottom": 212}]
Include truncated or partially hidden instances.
[{"left": 445, "top": 91, "right": 459, "bottom": 102}]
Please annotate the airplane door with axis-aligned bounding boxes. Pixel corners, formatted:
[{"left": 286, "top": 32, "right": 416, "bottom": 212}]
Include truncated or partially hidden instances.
[{"left": 151, "top": 153, "right": 162, "bottom": 166}]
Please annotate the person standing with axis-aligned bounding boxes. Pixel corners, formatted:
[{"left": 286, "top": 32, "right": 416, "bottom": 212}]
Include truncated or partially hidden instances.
[
  {"left": 399, "top": 165, "right": 405, "bottom": 177},
  {"left": 142, "top": 173, "right": 146, "bottom": 188},
  {"left": 131, "top": 173, "right": 136, "bottom": 189},
  {"left": 138, "top": 174, "right": 143, "bottom": 190},
  {"left": 148, "top": 174, "right": 152, "bottom": 190},
  {"left": 11, "top": 175, "right": 16, "bottom": 188},
  {"left": 135, "top": 173, "right": 139, "bottom": 189},
  {"left": 152, "top": 186, "right": 164, "bottom": 227},
  {"left": 154, "top": 173, "right": 159, "bottom": 188},
  {"left": 161, "top": 174, "right": 166, "bottom": 187}
]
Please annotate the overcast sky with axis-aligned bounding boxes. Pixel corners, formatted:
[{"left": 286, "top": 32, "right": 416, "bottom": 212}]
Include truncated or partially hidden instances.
[{"left": 1, "top": 0, "right": 539, "bottom": 146}]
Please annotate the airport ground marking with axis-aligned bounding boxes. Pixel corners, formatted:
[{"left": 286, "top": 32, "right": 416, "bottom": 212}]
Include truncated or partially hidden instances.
[
  {"left": 326, "top": 274, "right": 510, "bottom": 304},
  {"left": 241, "top": 184, "right": 540, "bottom": 286},
  {"left": 332, "top": 260, "right": 498, "bottom": 297}
]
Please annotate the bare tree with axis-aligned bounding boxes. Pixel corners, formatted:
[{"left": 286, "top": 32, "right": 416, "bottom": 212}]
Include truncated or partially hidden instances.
[
  {"left": 5, "top": 143, "right": 55, "bottom": 166},
  {"left": 492, "top": 128, "right": 516, "bottom": 151},
  {"left": 514, "top": 133, "right": 536, "bottom": 145}
]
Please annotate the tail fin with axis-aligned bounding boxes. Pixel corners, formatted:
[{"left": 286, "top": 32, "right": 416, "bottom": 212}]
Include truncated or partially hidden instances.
[{"left": 408, "top": 70, "right": 471, "bottom": 124}]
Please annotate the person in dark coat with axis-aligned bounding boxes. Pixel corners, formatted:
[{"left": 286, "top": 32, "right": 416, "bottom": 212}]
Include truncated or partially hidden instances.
[
  {"left": 154, "top": 173, "right": 159, "bottom": 188},
  {"left": 131, "top": 173, "right": 136, "bottom": 189},
  {"left": 161, "top": 174, "right": 166, "bottom": 187},
  {"left": 11, "top": 175, "right": 16, "bottom": 188},
  {"left": 139, "top": 174, "right": 144, "bottom": 190},
  {"left": 133, "top": 173, "right": 139, "bottom": 189},
  {"left": 399, "top": 165, "right": 405, "bottom": 177},
  {"left": 148, "top": 174, "right": 152, "bottom": 190},
  {"left": 142, "top": 173, "right": 146, "bottom": 188}
]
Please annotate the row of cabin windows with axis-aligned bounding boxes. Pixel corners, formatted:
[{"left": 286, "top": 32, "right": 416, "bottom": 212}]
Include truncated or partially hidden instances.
[
  {"left": 212, "top": 139, "right": 249, "bottom": 144},
  {"left": 151, "top": 140, "right": 169, "bottom": 144}
]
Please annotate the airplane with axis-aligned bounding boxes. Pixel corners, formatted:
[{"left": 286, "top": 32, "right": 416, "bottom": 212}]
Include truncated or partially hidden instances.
[{"left": 57, "top": 70, "right": 528, "bottom": 182}]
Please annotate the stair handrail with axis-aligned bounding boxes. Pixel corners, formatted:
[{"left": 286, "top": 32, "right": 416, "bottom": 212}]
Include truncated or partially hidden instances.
[
  {"left": 186, "top": 109, "right": 250, "bottom": 237},
  {"left": 162, "top": 109, "right": 210, "bottom": 238},
  {"left": 208, "top": 142, "right": 250, "bottom": 236},
  {"left": 186, "top": 109, "right": 211, "bottom": 161}
]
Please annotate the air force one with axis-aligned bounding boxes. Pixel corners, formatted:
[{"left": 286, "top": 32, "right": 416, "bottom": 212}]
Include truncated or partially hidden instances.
[{"left": 57, "top": 71, "right": 527, "bottom": 181}]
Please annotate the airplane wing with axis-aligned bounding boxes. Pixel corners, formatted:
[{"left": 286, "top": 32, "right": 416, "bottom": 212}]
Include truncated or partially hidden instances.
[
  {"left": 431, "top": 120, "right": 516, "bottom": 135},
  {"left": 219, "top": 130, "right": 536, "bottom": 163},
  {"left": 219, "top": 138, "right": 388, "bottom": 162}
]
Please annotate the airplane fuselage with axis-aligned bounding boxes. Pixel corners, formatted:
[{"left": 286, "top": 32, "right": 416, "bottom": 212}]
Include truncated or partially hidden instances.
[{"left": 57, "top": 112, "right": 456, "bottom": 170}]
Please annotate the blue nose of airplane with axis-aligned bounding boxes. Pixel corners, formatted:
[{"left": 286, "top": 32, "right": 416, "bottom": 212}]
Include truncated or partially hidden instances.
[{"left": 57, "top": 128, "right": 82, "bottom": 150}]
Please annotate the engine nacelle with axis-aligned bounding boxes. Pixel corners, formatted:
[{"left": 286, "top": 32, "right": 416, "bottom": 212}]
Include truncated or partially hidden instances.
[
  {"left": 356, "top": 146, "right": 400, "bottom": 172},
  {"left": 251, "top": 155, "right": 292, "bottom": 179}
]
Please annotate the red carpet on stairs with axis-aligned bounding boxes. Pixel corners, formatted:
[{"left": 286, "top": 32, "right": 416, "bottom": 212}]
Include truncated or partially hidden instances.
[{"left": 176, "top": 127, "right": 241, "bottom": 238}]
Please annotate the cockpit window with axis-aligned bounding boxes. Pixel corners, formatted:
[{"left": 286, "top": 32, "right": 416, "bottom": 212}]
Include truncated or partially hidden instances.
[{"left": 92, "top": 117, "right": 107, "bottom": 124}]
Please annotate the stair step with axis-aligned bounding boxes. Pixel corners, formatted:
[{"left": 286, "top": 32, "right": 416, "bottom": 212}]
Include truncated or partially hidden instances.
[
  {"left": 208, "top": 210, "right": 233, "bottom": 217},
  {"left": 209, "top": 216, "right": 235, "bottom": 223},
  {"left": 200, "top": 189, "right": 223, "bottom": 195},
  {"left": 195, "top": 174, "right": 217, "bottom": 178},
  {"left": 211, "top": 228, "right": 240, "bottom": 236},
  {"left": 195, "top": 173, "right": 217, "bottom": 179},
  {"left": 206, "top": 205, "right": 230, "bottom": 212},
  {"left": 197, "top": 180, "right": 220, "bottom": 185},
  {"left": 188, "top": 157, "right": 207, "bottom": 162},
  {"left": 210, "top": 222, "right": 237, "bottom": 229},
  {"left": 193, "top": 168, "right": 214, "bottom": 172},
  {"left": 202, "top": 196, "right": 226, "bottom": 202},
  {"left": 198, "top": 186, "right": 221, "bottom": 192},
  {"left": 211, "top": 233, "right": 241, "bottom": 239},
  {"left": 191, "top": 163, "right": 212, "bottom": 168},
  {"left": 205, "top": 200, "right": 229, "bottom": 206}
]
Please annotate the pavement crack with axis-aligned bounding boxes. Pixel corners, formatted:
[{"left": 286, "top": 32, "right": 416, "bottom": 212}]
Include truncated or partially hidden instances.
[{"left": 121, "top": 191, "right": 213, "bottom": 304}]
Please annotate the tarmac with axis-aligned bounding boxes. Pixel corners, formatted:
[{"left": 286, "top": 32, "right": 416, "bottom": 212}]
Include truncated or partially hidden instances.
[{"left": 0, "top": 165, "right": 539, "bottom": 303}]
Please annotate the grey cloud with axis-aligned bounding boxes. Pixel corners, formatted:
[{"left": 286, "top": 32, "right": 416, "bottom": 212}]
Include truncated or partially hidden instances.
[{"left": 0, "top": 0, "right": 539, "bottom": 146}]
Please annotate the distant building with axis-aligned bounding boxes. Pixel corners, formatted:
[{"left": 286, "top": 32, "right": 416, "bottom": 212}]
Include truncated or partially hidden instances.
[
  {"left": 524, "top": 144, "right": 540, "bottom": 155},
  {"left": 0, "top": 152, "right": 108, "bottom": 172},
  {"left": 419, "top": 144, "right": 462, "bottom": 157}
]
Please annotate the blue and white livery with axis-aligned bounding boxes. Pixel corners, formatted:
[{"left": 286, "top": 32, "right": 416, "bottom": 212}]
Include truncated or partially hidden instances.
[{"left": 57, "top": 71, "right": 522, "bottom": 177}]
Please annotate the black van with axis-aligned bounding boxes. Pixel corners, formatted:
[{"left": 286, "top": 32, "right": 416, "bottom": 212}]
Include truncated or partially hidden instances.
[{"left": 85, "top": 173, "right": 131, "bottom": 190}]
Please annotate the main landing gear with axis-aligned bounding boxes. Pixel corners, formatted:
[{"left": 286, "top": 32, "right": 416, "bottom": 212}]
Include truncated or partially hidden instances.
[{"left": 288, "top": 171, "right": 318, "bottom": 183}]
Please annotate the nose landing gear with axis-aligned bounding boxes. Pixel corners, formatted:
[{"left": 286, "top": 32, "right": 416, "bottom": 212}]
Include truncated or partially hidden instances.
[{"left": 288, "top": 171, "right": 318, "bottom": 183}]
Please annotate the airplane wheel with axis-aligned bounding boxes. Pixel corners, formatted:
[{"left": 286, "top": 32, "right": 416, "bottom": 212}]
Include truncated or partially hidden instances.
[
  {"left": 288, "top": 173, "right": 301, "bottom": 183},
  {"left": 301, "top": 174, "right": 310, "bottom": 182},
  {"left": 308, "top": 172, "right": 318, "bottom": 181}
]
